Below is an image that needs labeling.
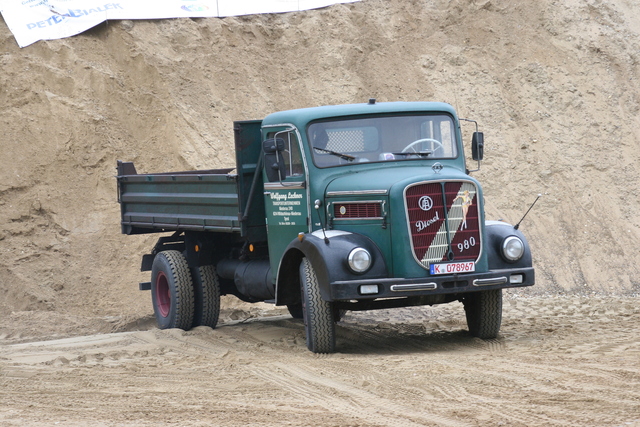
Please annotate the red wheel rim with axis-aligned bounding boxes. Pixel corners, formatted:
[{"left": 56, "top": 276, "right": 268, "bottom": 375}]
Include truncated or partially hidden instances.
[{"left": 155, "top": 271, "right": 171, "bottom": 318}]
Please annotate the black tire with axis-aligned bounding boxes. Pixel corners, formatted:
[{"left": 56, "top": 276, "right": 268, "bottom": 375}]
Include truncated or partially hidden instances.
[
  {"left": 287, "top": 303, "right": 304, "bottom": 319},
  {"left": 463, "top": 289, "right": 503, "bottom": 339},
  {"left": 150, "top": 250, "right": 194, "bottom": 330},
  {"left": 292, "top": 302, "right": 343, "bottom": 321},
  {"left": 190, "top": 265, "right": 221, "bottom": 329},
  {"left": 300, "top": 258, "right": 336, "bottom": 353}
]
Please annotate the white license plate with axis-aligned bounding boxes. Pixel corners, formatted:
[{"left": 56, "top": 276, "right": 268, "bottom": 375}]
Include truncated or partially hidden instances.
[{"left": 430, "top": 261, "right": 475, "bottom": 275}]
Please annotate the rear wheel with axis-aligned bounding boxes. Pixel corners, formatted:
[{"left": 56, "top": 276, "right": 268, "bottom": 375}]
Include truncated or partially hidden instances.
[
  {"left": 151, "top": 250, "right": 195, "bottom": 330},
  {"left": 300, "top": 258, "right": 336, "bottom": 353},
  {"left": 463, "top": 289, "right": 502, "bottom": 339},
  {"left": 191, "top": 265, "right": 221, "bottom": 329}
]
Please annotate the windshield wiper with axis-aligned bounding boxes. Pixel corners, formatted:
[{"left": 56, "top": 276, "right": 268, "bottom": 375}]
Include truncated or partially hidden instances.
[
  {"left": 313, "top": 146, "right": 355, "bottom": 161},
  {"left": 391, "top": 151, "right": 433, "bottom": 157}
]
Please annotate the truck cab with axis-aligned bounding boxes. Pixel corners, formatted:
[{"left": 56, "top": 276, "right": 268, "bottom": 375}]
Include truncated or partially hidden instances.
[{"left": 252, "top": 101, "right": 534, "bottom": 352}]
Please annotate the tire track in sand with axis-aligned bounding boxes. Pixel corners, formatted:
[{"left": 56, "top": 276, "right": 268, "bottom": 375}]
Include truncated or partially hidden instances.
[{"left": 251, "top": 361, "right": 471, "bottom": 427}]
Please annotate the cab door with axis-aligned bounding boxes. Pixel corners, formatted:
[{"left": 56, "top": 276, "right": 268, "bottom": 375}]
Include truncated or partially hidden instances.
[{"left": 262, "top": 127, "right": 310, "bottom": 278}]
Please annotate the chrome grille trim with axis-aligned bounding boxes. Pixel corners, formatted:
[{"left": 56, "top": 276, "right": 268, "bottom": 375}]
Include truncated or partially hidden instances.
[
  {"left": 390, "top": 283, "right": 437, "bottom": 292},
  {"left": 473, "top": 277, "right": 508, "bottom": 286},
  {"left": 404, "top": 180, "right": 482, "bottom": 271},
  {"left": 327, "top": 189, "right": 388, "bottom": 196}
]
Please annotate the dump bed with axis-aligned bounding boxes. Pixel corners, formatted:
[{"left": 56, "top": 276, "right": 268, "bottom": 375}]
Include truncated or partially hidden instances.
[
  {"left": 117, "top": 120, "right": 267, "bottom": 240},
  {"left": 117, "top": 161, "right": 242, "bottom": 235}
]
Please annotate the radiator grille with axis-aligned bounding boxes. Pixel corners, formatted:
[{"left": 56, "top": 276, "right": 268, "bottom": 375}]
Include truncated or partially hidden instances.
[
  {"left": 405, "top": 181, "right": 481, "bottom": 269},
  {"left": 333, "top": 202, "right": 382, "bottom": 219}
]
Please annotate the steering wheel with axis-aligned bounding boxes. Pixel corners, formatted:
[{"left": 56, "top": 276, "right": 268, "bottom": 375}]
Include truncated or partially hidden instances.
[{"left": 402, "top": 138, "right": 444, "bottom": 155}]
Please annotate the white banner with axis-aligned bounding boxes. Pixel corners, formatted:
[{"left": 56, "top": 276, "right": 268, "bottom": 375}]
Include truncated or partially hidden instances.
[{"left": 0, "top": 0, "right": 359, "bottom": 48}]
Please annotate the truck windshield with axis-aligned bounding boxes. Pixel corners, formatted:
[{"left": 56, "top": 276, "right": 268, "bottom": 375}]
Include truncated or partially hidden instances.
[{"left": 308, "top": 114, "right": 458, "bottom": 167}]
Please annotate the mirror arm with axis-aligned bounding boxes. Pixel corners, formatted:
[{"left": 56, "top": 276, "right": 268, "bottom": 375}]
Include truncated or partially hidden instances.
[{"left": 458, "top": 118, "right": 484, "bottom": 174}]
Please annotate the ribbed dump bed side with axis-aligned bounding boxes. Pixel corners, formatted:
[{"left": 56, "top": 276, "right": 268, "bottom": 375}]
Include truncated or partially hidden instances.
[{"left": 117, "top": 161, "right": 241, "bottom": 235}]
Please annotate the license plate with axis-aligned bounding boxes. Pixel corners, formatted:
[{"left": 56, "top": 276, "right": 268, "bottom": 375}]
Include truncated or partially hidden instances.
[{"left": 430, "top": 261, "right": 475, "bottom": 275}]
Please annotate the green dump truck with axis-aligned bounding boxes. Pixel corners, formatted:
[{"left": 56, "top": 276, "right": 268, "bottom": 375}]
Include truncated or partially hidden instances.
[{"left": 117, "top": 100, "right": 535, "bottom": 353}]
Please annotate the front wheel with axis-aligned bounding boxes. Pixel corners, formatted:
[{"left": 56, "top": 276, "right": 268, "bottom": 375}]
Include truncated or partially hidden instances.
[
  {"left": 300, "top": 258, "right": 336, "bottom": 353},
  {"left": 462, "top": 289, "right": 502, "bottom": 339},
  {"left": 151, "top": 250, "right": 195, "bottom": 330}
]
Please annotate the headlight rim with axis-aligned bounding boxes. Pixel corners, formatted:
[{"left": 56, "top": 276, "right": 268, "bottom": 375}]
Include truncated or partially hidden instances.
[
  {"left": 501, "top": 235, "right": 525, "bottom": 262},
  {"left": 347, "top": 247, "right": 372, "bottom": 274}
]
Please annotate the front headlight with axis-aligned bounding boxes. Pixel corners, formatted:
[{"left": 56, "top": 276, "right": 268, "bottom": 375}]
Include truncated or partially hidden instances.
[
  {"left": 347, "top": 247, "right": 372, "bottom": 273},
  {"left": 502, "top": 236, "right": 525, "bottom": 262}
]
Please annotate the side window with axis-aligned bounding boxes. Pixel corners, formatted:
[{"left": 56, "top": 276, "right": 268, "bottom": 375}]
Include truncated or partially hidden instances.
[{"left": 265, "top": 130, "right": 303, "bottom": 182}]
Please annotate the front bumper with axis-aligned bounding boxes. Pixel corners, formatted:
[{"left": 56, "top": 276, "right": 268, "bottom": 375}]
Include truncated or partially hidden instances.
[{"left": 329, "top": 267, "right": 534, "bottom": 300}]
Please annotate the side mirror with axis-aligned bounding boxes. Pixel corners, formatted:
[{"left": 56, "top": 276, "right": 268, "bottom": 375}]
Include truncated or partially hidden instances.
[
  {"left": 471, "top": 132, "right": 484, "bottom": 161},
  {"left": 263, "top": 138, "right": 286, "bottom": 182}
]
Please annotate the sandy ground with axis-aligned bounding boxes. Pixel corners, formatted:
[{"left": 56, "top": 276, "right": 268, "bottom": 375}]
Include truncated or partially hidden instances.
[
  {"left": 1, "top": 295, "right": 639, "bottom": 426},
  {"left": 1, "top": 0, "right": 640, "bottom": 425}
]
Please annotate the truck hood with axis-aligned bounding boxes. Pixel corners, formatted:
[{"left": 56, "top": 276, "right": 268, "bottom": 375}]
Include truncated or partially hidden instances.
[{"left": 324, "top": 164, "right": 473, "bottom": 195}]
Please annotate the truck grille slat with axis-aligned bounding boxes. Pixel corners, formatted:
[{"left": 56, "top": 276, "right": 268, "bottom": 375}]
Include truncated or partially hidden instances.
[
  {"left": 405, "top": 181, "right": 482, "bottom": 270},
  {"left": 333, "top": 202, "right": 382, "bottom": 219}
]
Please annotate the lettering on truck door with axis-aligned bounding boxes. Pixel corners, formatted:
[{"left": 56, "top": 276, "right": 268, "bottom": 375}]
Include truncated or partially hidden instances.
[{"left": 262, "top": 127, "right": 310, "bottom": 277}]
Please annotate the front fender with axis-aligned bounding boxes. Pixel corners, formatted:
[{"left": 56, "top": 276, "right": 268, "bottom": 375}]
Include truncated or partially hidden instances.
[
  {"left": 275, "top": 230, "right": 388, "bottom": 305},
  {"left": 484, "top": 221, "right": 533, "bottom": 270}
]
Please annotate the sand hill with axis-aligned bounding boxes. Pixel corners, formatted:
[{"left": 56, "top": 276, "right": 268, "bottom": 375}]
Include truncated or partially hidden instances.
[{"left": 1, "top": 0, "right": 639, "bottom": 331}]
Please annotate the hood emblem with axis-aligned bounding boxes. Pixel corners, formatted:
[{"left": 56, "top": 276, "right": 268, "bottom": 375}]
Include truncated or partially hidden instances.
[
  {"left": 418, "top": 196, "right": 433, "bottom": 211},
  {"left": 432, "top": 162, "right": 443, "bottom": 174}
]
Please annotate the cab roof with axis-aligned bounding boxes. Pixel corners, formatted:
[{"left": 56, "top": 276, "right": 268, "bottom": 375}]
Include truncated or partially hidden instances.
[{"left": 261, "top": 101, "right": 458, "bottom": 127}]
